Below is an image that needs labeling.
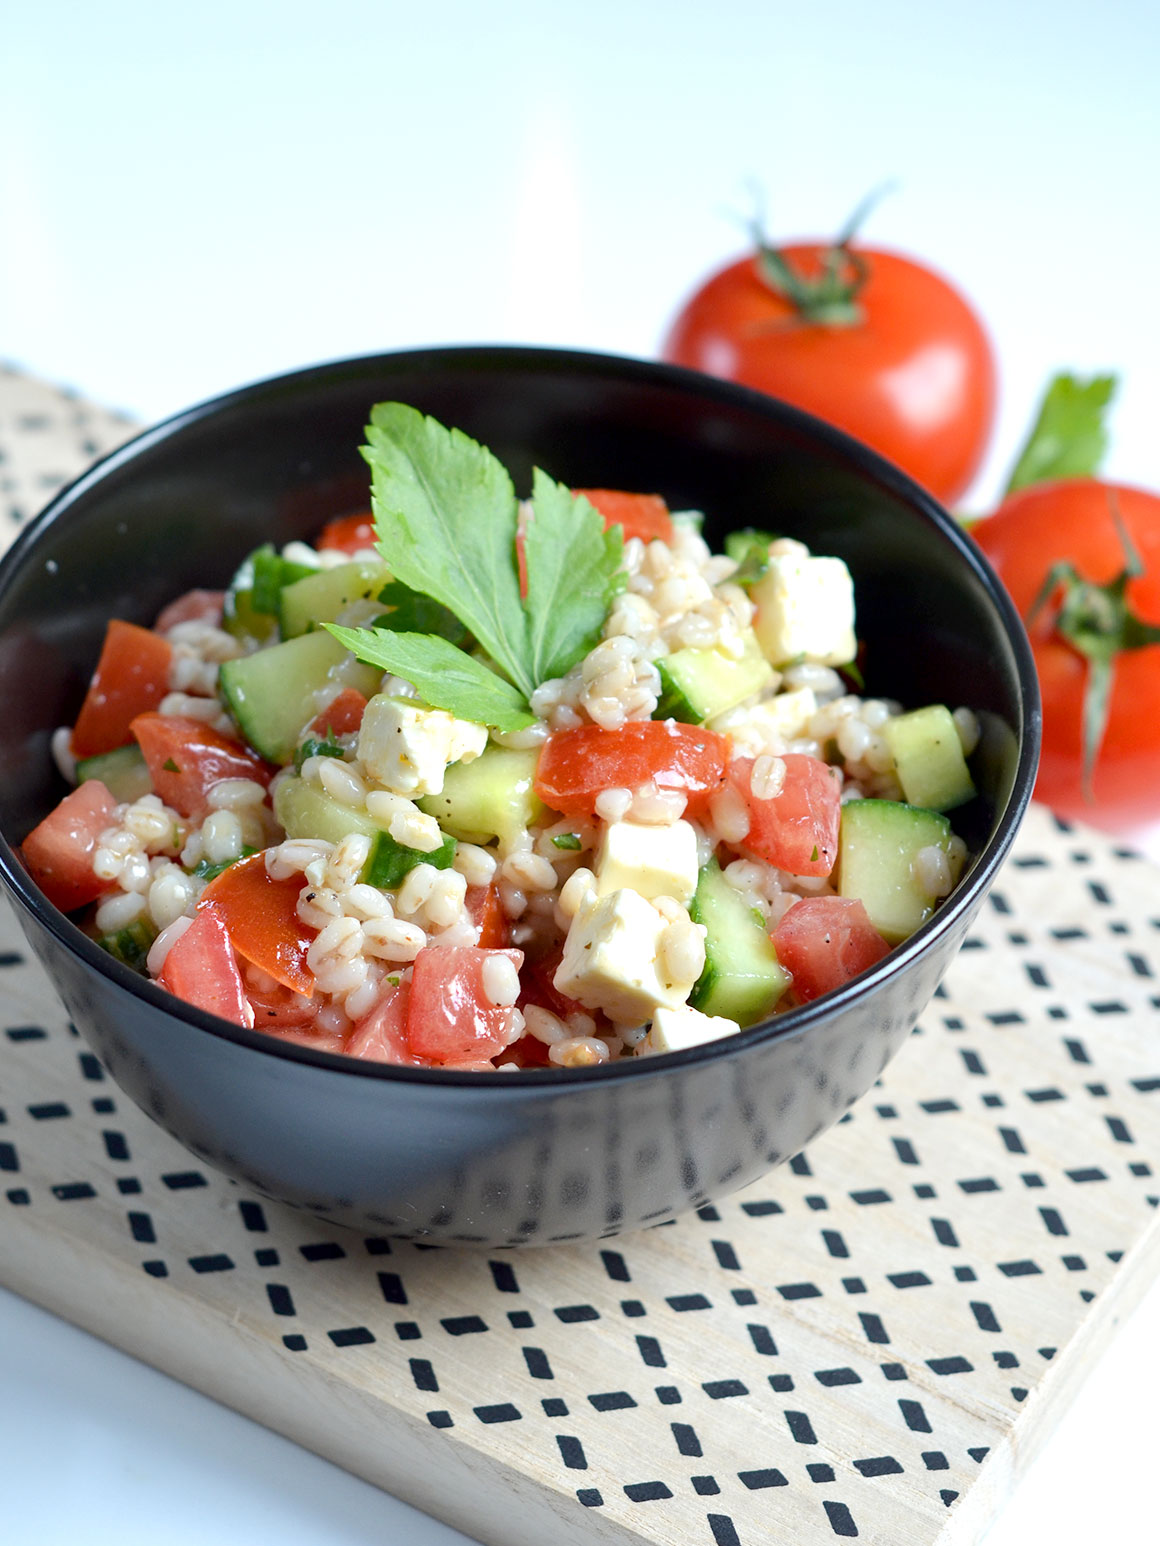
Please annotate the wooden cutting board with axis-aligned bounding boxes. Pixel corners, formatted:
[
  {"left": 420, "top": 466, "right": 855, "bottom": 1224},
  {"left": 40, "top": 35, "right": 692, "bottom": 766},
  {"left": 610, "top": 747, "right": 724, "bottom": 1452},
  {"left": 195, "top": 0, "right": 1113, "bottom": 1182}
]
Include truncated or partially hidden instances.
[{"left": 1, "top": 368, "right": 1158, "bottom": 1546}]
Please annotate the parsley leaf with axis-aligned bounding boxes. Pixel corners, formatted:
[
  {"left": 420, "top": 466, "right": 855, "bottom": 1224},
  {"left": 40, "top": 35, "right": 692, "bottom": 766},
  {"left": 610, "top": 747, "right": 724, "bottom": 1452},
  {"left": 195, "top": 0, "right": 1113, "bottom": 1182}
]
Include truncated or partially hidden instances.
[
  {"left": 552, "top": 832, "right": 582, "bottom": 850},
  {"left": 374, "top": 579, "right": 471, "bottom": 647},
  {"left": 522, "top": 472, "right": 624, "bottom": 683},
  {"left": 362, "top": 403, "right": 531, "bottom": 693},
  {"left": 325, "top": 625, "right": 536, "bottom": 731},
  {"left": 1004, "top": 373, "right": 1118, "bottom": 496},
  {"left": 724, "top": 528, "right": 776, "bottom": 587},
  {"left": 294, "top": 735, "right": 345, "bottom": 773}
]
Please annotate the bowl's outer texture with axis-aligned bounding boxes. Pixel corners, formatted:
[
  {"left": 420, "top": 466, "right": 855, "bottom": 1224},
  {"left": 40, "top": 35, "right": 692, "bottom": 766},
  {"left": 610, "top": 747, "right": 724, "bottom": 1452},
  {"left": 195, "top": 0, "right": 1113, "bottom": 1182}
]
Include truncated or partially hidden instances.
[{"left": 0, "top": 347, "right": 1038, "bottom": 1244}]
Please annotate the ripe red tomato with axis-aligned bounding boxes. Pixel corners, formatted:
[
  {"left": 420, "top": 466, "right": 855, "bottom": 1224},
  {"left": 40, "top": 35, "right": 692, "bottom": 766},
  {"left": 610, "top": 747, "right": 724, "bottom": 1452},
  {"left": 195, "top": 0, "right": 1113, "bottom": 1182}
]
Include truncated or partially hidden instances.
[
  {"left": 534, "top": 721, "right": 729, "bottom": 820},
  {"left": 157, "top": 909, "right": 255, "bottom": 1028},
  {"left": 728, "top": 753, "right": 842, "bottom": 877},
  {"left": 71, "top": 619, "right": 173, "bottom": 758},
  {"left": 662, "top": 244, "right": 995, "bottom": 505},
  {"left": 972, "top": 480, "right": 1160, "bottom": 831},
  {"left": 131, "top": 713, "right": 274, "bottom": 818},
  {"left": 773, "top": 896, "right": 890, "bottom": 1003},
  {"left": 199, "top": 854, "right": 316, "bottom": 996},
  {"left": 22, "top": 780, "right": 119, "bottom": 912}
]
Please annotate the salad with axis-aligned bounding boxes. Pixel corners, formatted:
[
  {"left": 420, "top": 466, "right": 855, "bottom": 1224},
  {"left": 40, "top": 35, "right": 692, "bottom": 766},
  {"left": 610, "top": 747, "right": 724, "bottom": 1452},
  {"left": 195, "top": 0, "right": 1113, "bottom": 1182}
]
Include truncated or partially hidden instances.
[{"left": 22, "top": 404, "right": 978, "bottom": 1071}]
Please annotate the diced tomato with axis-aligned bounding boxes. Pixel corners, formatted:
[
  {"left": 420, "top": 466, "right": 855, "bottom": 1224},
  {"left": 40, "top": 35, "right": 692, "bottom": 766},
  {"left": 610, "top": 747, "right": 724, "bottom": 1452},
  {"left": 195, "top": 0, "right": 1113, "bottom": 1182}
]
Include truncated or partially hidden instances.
[
  {"left": 575, "top": 489, "right": 675, "bottom": 545},
  {"left": 71, "top": 620, "right": 173, "bottom": 758},
  {"left": 497, "top": 1033, "right": 553, "bottom": 1070},
  {"left": 153, "top": 590, "right": 225, "bottom": 632},
  {"left": 157, "top": 909, "right": 255, "bottom": 1028},
  {"left": 518, "top": 943, "right": 586, "bottom": 1022},
  {"left": 131, "top": 713, "right": 274, "bottom": 818},
  {"left": 199, "top": 853, "right": 316, "bottom": 995},
  {"left": 21, "top": 780, "right": 119, "bottom": 912},
  {"left": 245, "top": 978, "right": 319, "bottom": 1029},
  {"left": 268, "top": 1024, "right": 347, "bottom": 1055},
  {"left": 317, "top": 511, "right": 377, "bottom": 554},
  {"left": 346, "top": 980, "right": 420, "bottom": 1065},
  {"left": 534, "top": 721, "right": 728, "bottom": 820},
  {"left": 466, "top": 883, "right": 507, "bottom": 948},
  {"left": 773, "top": 896, "right": 891, "bottom": 1003},
  {"left": 729, "top": 753, "right": 842, "bottom": 877},
  {"left": 407, "top": 946, "right": 524, "bottom": 1065},
  {"left": 310, "top": 689, "right": 367, "bottom": 738}
]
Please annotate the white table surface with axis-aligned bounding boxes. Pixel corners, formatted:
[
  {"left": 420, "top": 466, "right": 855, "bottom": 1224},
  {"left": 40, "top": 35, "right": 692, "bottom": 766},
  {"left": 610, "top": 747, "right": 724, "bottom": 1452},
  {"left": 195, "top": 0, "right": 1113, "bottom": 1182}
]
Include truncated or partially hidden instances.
[{"left": 3, "top": 3, "right": 1159, "bottom": 1541}]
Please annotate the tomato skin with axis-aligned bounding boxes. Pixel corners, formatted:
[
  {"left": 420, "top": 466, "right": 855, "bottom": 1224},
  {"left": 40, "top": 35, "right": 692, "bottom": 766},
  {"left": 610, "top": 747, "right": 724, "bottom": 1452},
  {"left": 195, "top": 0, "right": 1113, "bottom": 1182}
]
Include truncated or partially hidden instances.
[
  {"left": 773, "top": 896, "right": 890, "bottom": 1003},
  {"left": 199, "top": 853, "right": 316, "bottom": 995},
  {"left": 574, "top": 489, "right": 675, "bottom": 545},
  {"left": 407, "top": 946, "right": 524, "bottom": 1065},
  {"left": 22, "top": 780, "right": 119, "bottom": 912},
  {"left": 157, "top": 909, "right": 255, "bottom": 1029},
  {"left": 346, "top": 980, "right": 419, "bottom": 1065},
  {"left": 317, "top": 511, "right": 376, "bottom": 554},
  {"left": 535, "top": 721, "right": 729, "bottom": 819},
  {"left": 973, "top": 480, "right": 1160, "bottom": 831},
  {"left": 729, "top": 753, "right": 842, "bottom": 876},
  {"left": 131, "top": 713, "right": 274, "bottom": 818},
  {"left": 153, "top": 590, "right": 225, "bottom": 632},
  {"left": 466, "top": 882, "right": 507, "bottom": 948},
  {"left": 71, "top": 620, "right": 173, "bottom": 758},
  {"left": 662, "top": 246, "right": 995, "bottom": 505},
  {"left": 309, "top": 689, "right": 367, "bottom": 738}
]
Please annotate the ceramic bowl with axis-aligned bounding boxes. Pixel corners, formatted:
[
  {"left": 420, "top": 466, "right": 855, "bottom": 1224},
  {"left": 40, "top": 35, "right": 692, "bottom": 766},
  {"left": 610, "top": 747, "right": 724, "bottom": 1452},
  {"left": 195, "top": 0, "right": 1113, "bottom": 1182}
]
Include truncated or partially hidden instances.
[{"left": 0, "top": 347, "right": 1039, "bottom": 1245}]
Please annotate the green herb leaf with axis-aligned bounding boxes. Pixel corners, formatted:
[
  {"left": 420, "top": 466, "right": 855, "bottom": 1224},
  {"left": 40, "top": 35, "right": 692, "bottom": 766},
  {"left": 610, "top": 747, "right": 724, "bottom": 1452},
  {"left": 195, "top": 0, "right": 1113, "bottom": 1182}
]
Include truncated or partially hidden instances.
[
  {"left": 325, "top": 625, "right": 535, "bottom": 731},
  {"left": 1004, "top": 373, "right": 1118, "bottom": 497},
  {"left": 193, "top": 847, "right": 255, "bottom": 883},
  {"left": 162, "top": 757, "right": 179, "bottom": 773},
  {"left": 374, "top": 580, "right": 472, "bottom": 647},
  {"left": 294, "top": 735, "right": 345, "bottom": 774},
  {"left": 725, "top": 528, "right": 776, "bottom": 587},
  {"left": 523, "top": 472, "right": 624, "bottom": 683},
  {"left": 361, "top": 403, "right": 531, "bottom": 693},
  {"left": 552, "top": 832, "right": 582, "bottom": 851}
]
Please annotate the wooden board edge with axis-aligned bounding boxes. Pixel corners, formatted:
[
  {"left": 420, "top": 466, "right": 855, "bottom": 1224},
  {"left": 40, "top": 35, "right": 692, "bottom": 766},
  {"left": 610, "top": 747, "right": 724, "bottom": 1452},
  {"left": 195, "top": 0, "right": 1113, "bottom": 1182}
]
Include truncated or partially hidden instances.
[{"left": 0, "top": 1209, "right": 650, "bottom": 1546}]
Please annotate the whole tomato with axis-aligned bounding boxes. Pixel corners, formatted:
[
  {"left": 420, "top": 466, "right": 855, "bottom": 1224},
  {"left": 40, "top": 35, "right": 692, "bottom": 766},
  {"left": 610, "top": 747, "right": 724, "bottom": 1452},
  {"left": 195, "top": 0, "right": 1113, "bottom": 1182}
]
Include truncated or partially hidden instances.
[
  {"left": 662, "top": 239, "right": 996, "bottom": 505},
  {"left": 973, "top": 479, "right": 1160, "bottom": 832}
]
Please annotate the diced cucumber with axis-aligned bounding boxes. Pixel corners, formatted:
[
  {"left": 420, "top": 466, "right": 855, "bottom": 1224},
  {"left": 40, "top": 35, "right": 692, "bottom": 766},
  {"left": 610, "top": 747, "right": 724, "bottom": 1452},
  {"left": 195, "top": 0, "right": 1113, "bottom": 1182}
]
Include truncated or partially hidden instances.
[
  {"left": 75, "top": 742, "right": 152, "bottom": 803},
  {"left": 218, "top": 631, "right": 381, "bottom": 764},
  {"left": 251, "top": 545, "right": 317, "bottom": 615},
  {"left": 418, "top": 745, "right": 544, "bottom": 848},
  {"left": 279, "top": 560, "right": 390, "bottom": 640},
  {"left": 654, "top": 628, "right": 776, "bottom": 724},
  {"left": 222, "top": 549, "right": 278, "bottom": 644},
  {"left": 273, "top": 775, "right": 455, "bottom": 889},
  {"left": 97, "top": 915, "right": 157, "bottom": 972},
  {"left": 838, "top": 799, "right": 955, "bottom": 944},
  {"left": 884, "top": 705, "right": 976, "bottom": 812},
  {"left": 688, "top": 859, "right": 788, "bottom": 1026}
]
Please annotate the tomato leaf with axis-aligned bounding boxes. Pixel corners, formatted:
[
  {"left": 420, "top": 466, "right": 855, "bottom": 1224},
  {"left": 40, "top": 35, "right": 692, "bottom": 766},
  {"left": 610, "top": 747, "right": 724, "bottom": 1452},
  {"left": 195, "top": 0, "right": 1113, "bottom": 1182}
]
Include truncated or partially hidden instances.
[
  {"left": 1004, "top": 373, "right": 1118, "bottom": 497},
  {"left": 361, "top": 403, "right": 532, "bottom": 694},
  {"left": 522, "top": 471, "right": 624, "bottom": 683},
  {"left": 324, "top": 625, "right": 536, "bottom": 731}
]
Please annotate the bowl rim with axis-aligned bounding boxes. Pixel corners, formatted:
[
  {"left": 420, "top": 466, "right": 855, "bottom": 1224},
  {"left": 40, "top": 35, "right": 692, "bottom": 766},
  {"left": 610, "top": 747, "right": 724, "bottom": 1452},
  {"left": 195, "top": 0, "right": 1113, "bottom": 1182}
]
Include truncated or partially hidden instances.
[{"left": 0, "top": 343, "right": 1042, "bottom": 1087}]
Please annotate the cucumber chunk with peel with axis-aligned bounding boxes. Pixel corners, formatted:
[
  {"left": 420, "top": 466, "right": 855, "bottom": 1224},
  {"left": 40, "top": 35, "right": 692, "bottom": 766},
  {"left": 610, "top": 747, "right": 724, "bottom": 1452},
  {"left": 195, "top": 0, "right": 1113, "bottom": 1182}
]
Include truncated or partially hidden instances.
[
  {"left": 837, "top": 799, "right": 957, "bottom": 944},
  {"left": 884, "top": 705, "right": 976, "bottom": 811},
  {"left": 218, "top": 631, "right": 381, "bottom": 764},
  {"left": 418, "top": 745, "right": 543, "bottom": 848},
  {"left": 689, "top": 859, "right": 788, "bottom": 1025},
  {"left": 654, "top": 629, "right": 776, "bottom": 724},
  {"left": 76, "top": 742, "right": 152, "bottom": 803},
  {"left": 279, "top": 560, "right": 390, "bottom": 640},
  {"left": 273, "top": 775, "right": 455, "bottom": 889}
]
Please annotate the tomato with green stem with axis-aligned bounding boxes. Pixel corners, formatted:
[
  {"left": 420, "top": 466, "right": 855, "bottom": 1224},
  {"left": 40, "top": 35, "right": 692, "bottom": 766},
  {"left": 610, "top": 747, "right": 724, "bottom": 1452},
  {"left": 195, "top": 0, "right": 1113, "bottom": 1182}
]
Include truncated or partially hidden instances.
[
  {"left": 973, "top": 480, "right": 1160, "bottom": 832},
  {"left": 661, "top": 198, "right": 995, "bottom": 505}
]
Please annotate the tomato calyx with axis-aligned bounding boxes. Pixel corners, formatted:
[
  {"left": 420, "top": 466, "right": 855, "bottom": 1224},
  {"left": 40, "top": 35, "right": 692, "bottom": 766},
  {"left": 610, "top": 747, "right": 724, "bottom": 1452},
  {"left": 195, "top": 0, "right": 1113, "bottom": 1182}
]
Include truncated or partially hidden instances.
[
  {"left": 750, "top": 184, "right": 890, "bottom": 328},
  {"left": 1028, "top": 494, "right": 1160, "bottom": 799}
]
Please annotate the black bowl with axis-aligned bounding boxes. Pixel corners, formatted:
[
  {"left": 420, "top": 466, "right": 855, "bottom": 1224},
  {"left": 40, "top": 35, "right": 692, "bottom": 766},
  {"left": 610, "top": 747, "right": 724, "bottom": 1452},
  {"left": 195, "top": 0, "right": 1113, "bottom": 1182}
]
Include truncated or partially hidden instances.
[{"left": 0, "top": 347, "right": 1039, "bottom": 1245}]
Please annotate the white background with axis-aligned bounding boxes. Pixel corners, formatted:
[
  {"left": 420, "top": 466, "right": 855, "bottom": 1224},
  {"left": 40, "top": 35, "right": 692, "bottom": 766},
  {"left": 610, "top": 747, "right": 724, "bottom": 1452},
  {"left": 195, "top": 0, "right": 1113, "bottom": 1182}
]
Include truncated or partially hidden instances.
[{"left": 2, "top": 2, "right": 1159, "bottom": 1541}]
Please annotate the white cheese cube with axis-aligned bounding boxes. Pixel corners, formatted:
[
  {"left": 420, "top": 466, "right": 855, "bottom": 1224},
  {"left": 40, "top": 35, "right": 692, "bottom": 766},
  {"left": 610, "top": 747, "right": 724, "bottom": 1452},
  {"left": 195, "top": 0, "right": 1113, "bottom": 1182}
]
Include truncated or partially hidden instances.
[
  {"left": 554, "top": 888, "right": 693, "bottom": 1024},
  {"left": 648, "top": 1005, "right": 740, "bottom": 1054},
  {"left": 751, "top": 552, "right": 856, "bottom": 667},
  {"left": 595, "top": 818, "right": 698, "bottom": 904},
  {"left": 358, "top": 694, "right": 487, "bottom": 797},
  {"left": 711, "top": 687, "right": 819, "bottom": 755}
]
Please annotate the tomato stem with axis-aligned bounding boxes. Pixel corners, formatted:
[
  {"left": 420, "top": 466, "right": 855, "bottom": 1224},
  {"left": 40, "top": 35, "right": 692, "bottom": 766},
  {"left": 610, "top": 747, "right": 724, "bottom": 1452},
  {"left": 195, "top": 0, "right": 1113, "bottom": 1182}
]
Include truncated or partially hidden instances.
[
  {"left": 1026, "top": 491, "right": 1160, "bottom": 800},
  {"left": 749, "top": 182, "right": 895, "bottom": 328}
]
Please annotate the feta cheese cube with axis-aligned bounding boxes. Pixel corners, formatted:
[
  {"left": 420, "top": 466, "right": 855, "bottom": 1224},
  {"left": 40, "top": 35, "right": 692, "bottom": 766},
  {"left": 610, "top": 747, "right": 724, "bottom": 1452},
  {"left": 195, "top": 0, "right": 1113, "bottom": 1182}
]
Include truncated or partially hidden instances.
[
  {"left": 358, "top": 694, "right": 487, "bottom": 797},
  {"left": 595, "top": 818, "right": 698, "bottom": 904},
  {"left": 648, "top": 1005, "right": 740, "bottom": 1054},
  {"left": 751, "top": 552, "right": 856, "bottom": 667},
  {"left": 554, "top": 888, "right": 693, "bottom": 1024}
]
